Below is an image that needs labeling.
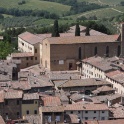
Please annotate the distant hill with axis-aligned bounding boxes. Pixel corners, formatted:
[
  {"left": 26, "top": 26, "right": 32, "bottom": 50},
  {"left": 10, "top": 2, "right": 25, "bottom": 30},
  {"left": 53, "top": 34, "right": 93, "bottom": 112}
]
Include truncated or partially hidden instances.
[{"left": 0, "top": 0, "right": 70, "bottom": 15}]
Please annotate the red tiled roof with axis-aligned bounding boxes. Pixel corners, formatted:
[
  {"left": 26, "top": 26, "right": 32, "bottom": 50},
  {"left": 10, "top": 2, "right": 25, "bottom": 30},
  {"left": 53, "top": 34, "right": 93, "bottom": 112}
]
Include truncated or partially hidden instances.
[
  {"left": 84, "top": 120, "right": 124, "bottom": 124},
  {"left": 65, "top": 103, "right": 108, "bottom": 111},
  {"left": 42, "top": 106, "right": 64, "bottom": 112},
  {"left": 42, "top": 96, "right": 61, "bottom": 106},
  {"left": 45, "top": 35, "right": 119, "bottom": 44},
  {"left": 11, "top": 52, "right": 33, "bottom": 58},
  {"left": 106, "top": 70, "right": 122, "bottom": 77},
  {"left": 18, "top": 32, "right": 41, "bottom": 44},
  {"left": 4, "top": 89, "right": 23, "bottom": 99},
  {"left": 67, "top": 114, "right": 79, "bottom": 123},
  {"left": 23, "top": 93, "right": 39, "bottom": 100}
]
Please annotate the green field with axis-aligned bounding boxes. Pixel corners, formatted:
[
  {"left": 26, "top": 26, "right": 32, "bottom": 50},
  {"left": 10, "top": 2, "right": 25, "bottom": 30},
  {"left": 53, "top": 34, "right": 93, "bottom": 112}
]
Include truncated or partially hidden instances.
[
  {"left": 100, "top": 0, "right": 123, "bottom": 5},
  {"left": 0, "top": 0, "right": 70, "bottom": 15},
  {"left": 65, "top": 7, "right": 123, "bottom": 20}
]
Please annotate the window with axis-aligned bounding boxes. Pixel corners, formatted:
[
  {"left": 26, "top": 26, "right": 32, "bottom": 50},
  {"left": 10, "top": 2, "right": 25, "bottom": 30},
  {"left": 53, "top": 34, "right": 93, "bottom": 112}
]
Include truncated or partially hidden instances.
[
  {"left": 117, "top": 45, "right": 121, "bottom": 57},
  {"left": 85, "top": 117, "right": 88, "bottom": 120},
  {"left": 22, "top": 43, "right": 24, "bottom": 46},
  {"left": 78, "top": 111, "right": 80, "bottom": 114},
  {"left": 35, "top": 101, "right": 37, "bottom": 104},
  {"left": 69, "top": 63, "right": 73, "bottom": 70},
  {"left": 102, "top": 111, "right": 105, "bottom": 113},
  {"left": 17, "top": 112, "right": 20, "bottom": 116},
  {"left": 31, "top": 57, "right": 33, "bottom": 60},
  {"left": 93, "top": 117, "right": 96, "bottom": 120},
  {"left": 94, "top": 47, "right": 97, "bottom": 55},
  {"left": 34, "top": 110, "right": 37, "bottom": 114},
  {"left": 5, "top": 100, "right": 8, "bottom": 105},
  {"left": 17, "top": 100, "right": 19, "bottom": 105},
  {"left": 106, "top": 46, "right": 109, "bottom": 57},
  {"left": 78, "top": 47, "right": 82, "bottom": 60},
  {"left": 35, "top": 49, "right": 37, "bottom": 53},
  {"left": 85, "top": 111, "right": 88, "bottom": 113},
  {"left": 94, "top": 111, "right": 96, "bottom": 113},
  {"left": 35, "top": 57, "right": 37, "bottom": 60},
  {"left": 26, "top": 110, "right": 29, "bottom": 115},
  {"left": 71, "top": 111, "right": 73, "bottom": 114},
  {"left": 26, "top": 57, "right": 28, "bottom": 60}
]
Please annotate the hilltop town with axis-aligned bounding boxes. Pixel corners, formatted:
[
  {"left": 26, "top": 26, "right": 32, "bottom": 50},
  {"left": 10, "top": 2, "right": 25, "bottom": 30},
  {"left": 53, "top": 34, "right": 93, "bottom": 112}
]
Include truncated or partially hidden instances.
[{"left": 1, "top": 22, "right": 124, "bottom": 124}]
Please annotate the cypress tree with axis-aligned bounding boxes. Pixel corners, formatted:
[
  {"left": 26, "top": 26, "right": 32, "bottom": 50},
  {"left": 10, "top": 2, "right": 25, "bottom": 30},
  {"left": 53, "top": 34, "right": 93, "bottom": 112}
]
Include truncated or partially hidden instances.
[
  {"left": 52, "top": 19, "right": 60, "bottom": 37},
  {"left": 85, "top": 26, "right": 90, "bottom": 36},
  {"left": 75, "top": 23, "right": 80, "bottom": 36}
]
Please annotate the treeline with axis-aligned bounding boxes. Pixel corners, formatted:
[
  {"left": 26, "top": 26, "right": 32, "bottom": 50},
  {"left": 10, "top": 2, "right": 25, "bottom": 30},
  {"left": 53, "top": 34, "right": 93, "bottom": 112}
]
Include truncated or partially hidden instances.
[
  {"left": 43, "top": 0, "right": 106, "bottom": 15},
  {"left": 80, "top": 21, "right": 111, "bottom": 35},
  {"left": 0, "top": 7, "right": 59, "bottom": 19},
  {"left": 1, "top": 16, "right": 40, "bottom": 28}
]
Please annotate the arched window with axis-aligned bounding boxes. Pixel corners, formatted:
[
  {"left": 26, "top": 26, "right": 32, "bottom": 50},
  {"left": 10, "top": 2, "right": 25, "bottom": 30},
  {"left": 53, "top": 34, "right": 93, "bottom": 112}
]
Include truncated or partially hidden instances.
[
  {"left": 106, "top": 46, "right": 109, "bottom": 57},
  {"left": 94, "top": 47, "right": 97, "bottom": 55},
  {"left": 78, "top": 47, "right": 82, "bottom": 60},
  {"left": 117, "top": 45, "right": 121, "bottom": 57}
]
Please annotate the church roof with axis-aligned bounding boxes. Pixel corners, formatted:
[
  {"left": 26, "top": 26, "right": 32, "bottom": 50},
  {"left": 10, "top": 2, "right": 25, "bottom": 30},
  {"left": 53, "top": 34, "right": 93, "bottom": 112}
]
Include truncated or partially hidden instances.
[{"left": 45, "top": 35, "right": 119, "bottom": 44}]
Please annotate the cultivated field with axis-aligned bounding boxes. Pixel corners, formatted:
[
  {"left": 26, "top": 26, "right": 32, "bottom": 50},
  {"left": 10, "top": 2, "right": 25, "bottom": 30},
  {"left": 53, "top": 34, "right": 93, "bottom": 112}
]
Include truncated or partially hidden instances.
[{"left": 0, "top": 0, "right": 70, "bottom": 15}]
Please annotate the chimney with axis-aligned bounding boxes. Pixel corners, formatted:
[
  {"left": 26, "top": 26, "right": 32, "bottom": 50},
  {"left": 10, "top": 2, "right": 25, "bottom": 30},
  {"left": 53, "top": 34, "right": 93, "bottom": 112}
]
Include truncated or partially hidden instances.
[{"left": 120, "top": 23, "right": 124, "bottom": 57}]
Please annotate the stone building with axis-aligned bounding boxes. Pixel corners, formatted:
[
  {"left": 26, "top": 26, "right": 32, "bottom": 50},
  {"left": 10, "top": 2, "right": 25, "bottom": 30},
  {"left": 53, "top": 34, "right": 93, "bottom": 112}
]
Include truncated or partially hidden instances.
[
  {"left": 3, "top": 89, "right": 23, "bottom": 120},
  {"left": 42, "top": 35, "right": 120, "bottom": 71}
]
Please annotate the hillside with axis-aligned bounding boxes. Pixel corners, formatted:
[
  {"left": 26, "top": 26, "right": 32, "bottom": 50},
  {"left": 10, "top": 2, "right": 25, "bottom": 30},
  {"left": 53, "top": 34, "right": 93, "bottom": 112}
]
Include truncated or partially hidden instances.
[
  {"left": 0, "top": 0, "right": 124, "bottom": 34},
  {"left": 0, "top": 0, "right": 70, "bottom": 15}
]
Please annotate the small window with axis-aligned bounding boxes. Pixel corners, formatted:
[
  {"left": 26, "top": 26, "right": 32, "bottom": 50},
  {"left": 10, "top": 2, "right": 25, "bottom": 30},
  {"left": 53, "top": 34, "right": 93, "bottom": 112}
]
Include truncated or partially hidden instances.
[
  {"left": 31, "top": 57, "right": 33, "bottom": 60},
  {"left": 35, "top": 101, "right": 37, "bottom": 104},
  {"left": 35, "top": 57, "right": 37, "bottom": 60},
  {"left": 26, "top": 110, "right": 29, "bottom": 115},
  {"left": 17, "top": 100, "right": 19, "bottom": 105},
  {"left": 71, "top": 111, "right": 73, "bottom": 114},
  {"left": 35, "top": 49, "right": 37, "bottom": 53},
  {"left": 17, "top": 112, "right": 20, "bottom": 116},
  {"left": 78, "top": 111, "right": 80, "bottom": 114},
  {"left": 34, "top": 110, "right": 37, "bottom": 114},
  {"left": 26, "top": 57, "right": 28, "bottom": 60},
  {"left": 5, "top": 100, "right": 8, "bottom": 105},
  {"left": 102, "top": 111, "right": 105, "bottom": 113},
  {"left": 94, "top": 111, "right": 96, "bottom": 113},
  {"left": 85, "top": 117, "right": 88, "bottom": 120},
  {"left": 85, "top": 111, "right": 88, "bottom": 113}
]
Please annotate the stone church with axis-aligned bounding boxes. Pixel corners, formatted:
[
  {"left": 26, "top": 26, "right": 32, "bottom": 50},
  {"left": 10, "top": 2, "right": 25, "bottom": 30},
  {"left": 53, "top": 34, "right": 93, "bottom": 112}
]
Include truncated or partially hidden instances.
[{"left": 42, "top": 24, "right": 124, "bottom": 71}]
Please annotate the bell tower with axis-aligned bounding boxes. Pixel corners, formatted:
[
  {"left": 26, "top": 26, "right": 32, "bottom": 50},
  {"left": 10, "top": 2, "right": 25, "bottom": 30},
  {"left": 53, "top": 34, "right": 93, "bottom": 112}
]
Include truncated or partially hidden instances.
[{"left": 120, "top": 23, "right": 124, "bottom": 57}]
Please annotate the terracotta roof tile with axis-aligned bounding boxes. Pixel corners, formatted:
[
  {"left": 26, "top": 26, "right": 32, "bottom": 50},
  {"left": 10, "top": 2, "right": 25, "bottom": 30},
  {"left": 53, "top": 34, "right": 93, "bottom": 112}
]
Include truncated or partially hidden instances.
[
  {"left": 42, "top": 96, "right": 61, "bottom": 106},
  {"left": 23, "top": 93, "right": 39, "bottom": 100},
  {"left": 4, "top": 89, "right": 23, "bottom": 99},
  {"left": 59, "top": 78, "right": 110, "bottom": 88},
  {"left": 18, "top": 32, "right": 41, "bottom": 45},
  {"left": 11, "top": 52, "right": 33, "bottom": 58},
  {"left": 45, "top": 35, "right": 119, "bottom": 44},
  {"left": 65, "top": 103, "right": 108, "bottom": 111},
  {"left": 42, "top": 106, "right": 64, "bottom": 112}
]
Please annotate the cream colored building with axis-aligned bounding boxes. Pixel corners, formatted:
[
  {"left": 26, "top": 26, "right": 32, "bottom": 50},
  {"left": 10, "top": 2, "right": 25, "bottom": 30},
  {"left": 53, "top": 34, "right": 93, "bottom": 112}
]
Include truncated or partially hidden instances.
[
  {"left": 65, "top": 103, "right": 109, "bottom": 121},
  {"left": 81, "top": 56, "right": 124, "bottom": 94},
  {"left": 21, "top": 93, "right": 39, "bottom": 117},
  {"left": 14, "top": 32, "right": 41, "bottom": 69}
]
